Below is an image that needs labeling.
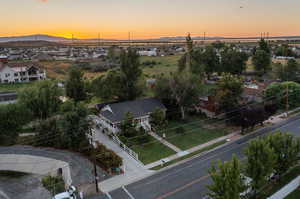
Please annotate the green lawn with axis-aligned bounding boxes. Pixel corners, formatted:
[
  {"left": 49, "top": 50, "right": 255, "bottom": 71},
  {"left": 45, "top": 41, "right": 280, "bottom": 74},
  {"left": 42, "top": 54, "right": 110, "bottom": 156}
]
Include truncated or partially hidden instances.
[
  {"left": 131, "top": 136, "right": 176, "bottom": 165},
  {"left": 0, "top": 82, "right": 34, "bottom": 92},
  {"left": 151, "top": 140, "right": 227, "bottom": 170},
  {"left": 140, "top": 55, "right": 181, "bottom": 78},
  {"left": 159, "top": 118, "right": 227, "bottom": 150},
  {"left": 285, "top": 189, "right": 300, "bottom": 199}
]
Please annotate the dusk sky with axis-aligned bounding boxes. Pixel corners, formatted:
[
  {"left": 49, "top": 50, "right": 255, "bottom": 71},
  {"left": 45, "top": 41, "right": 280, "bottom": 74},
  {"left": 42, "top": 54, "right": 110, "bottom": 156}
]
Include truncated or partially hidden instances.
[{"left": 1, "top": 0, "right": 300, "bottom": 39}]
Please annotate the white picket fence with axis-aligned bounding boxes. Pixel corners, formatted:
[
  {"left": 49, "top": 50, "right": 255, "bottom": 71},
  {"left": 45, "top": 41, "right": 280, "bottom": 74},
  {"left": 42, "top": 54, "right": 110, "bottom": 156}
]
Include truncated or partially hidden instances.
[
  {"left": 110, "top": 134, "right": 140, "bottom": 162},
  {"left": 267, "top": 176, "right": 300, "bottom": 199}
]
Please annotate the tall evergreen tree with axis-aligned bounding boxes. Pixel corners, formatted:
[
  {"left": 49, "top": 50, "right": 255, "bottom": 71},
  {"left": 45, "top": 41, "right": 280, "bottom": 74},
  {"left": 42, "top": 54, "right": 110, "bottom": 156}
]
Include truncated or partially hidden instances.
[
  {"left": 119, "top": 48, "right": 143, "bottom": 100},
  {"left": 65, "top": 67, "right": 87, "bottom": 102}
]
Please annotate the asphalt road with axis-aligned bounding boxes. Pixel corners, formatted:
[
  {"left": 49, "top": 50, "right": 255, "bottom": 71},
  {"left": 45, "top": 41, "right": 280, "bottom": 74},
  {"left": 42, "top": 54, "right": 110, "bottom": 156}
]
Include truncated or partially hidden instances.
[{"left": 99, "top": 114, "right": 300, "bottom": 199}]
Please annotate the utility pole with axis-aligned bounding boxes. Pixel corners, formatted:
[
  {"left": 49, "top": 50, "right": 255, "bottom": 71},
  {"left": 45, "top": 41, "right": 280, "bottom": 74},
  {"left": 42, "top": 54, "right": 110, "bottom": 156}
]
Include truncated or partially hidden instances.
[
  {"left": 286, "top": 83, "right": 289, "bottom": 114},
  {"left": 93, "top": 159, "right": 99, "bottom": 193},
  {"left": 89, "top": 130, "right": 99, "bottom": 193},
  {"left": 98, "top": 33, "right": 100, "bottom": 47},
  {"left": 128, "top": 32, "right": 131, "bottom": 47}
]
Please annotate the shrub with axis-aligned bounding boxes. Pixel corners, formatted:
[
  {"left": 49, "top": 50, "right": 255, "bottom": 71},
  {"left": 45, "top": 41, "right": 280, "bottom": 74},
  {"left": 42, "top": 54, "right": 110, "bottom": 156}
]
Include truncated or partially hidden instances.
[
  {"left": 92, "top": 142, "right": 123, "bottom": 171},
  {"left": 176, "top": 127, "right": 185, "bottom": 135},
  {"left": 42, "top": 175, "right": 65, "bottom": 195}
]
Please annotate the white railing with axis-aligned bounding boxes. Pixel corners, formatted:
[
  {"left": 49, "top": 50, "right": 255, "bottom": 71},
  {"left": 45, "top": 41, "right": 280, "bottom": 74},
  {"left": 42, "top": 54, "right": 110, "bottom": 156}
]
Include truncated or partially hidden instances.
[
  {"left": 267, "top": 176, "right": 300, "bottom": 199},
  {"left": 110, "top": 134, "right": 140, "bottom": 163}
]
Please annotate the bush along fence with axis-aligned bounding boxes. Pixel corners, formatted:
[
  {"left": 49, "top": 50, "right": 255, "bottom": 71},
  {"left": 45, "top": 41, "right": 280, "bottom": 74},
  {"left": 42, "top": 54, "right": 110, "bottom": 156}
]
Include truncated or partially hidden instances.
[{"left": 267, "top": 176, "right": 300, "bottom": 199}]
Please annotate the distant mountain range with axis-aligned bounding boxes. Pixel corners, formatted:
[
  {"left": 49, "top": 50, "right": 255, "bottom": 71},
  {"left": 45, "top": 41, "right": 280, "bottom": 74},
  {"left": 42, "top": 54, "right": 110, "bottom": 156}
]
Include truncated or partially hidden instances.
[{"left": 1, "top": 34, "right": 300, "bottom": 43}]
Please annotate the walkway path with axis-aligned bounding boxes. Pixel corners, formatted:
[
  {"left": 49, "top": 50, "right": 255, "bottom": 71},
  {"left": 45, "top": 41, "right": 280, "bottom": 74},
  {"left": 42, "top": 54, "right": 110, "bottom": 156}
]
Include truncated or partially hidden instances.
[
  {"left": 144, "top": 132, "right": 241, "bottom": 169},
  {"left": 148, "top": 131, "right": 182, "bottom": 153},
  {"left": 93, "top": 129, "right": 154, "bottom": 193}
]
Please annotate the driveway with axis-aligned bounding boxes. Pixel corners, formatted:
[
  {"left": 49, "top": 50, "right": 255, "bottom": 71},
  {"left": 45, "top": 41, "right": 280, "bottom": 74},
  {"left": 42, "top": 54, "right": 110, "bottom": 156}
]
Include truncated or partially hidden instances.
[
  {"left": 0, "top": 174, "right": 51, "bottom": 199},
  {"left": 0, "top": 146, "right": 111, "bottom": 185}
]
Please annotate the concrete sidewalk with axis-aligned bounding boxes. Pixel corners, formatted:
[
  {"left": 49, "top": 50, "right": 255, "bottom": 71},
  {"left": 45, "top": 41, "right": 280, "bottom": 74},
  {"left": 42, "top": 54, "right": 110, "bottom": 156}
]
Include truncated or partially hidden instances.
[
  {"left": 148, "top": 131, "right": 182, "bottom": 153},
  {"left": 93, "top": 129, "right": 154, "bottom": 193},
  {"left": 144, "top": 132, "right": 240, "bottom": 169}
]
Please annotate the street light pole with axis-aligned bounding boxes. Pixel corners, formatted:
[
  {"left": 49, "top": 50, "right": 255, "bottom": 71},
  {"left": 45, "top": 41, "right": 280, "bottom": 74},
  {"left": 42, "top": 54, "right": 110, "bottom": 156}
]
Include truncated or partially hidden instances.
[{"left": 286, "top": 84, "right": 289, "bottom": 115}]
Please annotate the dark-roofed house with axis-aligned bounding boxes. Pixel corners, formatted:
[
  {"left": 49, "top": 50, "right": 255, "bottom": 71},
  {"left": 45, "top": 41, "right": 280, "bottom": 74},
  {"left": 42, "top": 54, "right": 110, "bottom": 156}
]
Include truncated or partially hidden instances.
[{"left": 97, "top": 98, "right": 166, "bottom": 134}]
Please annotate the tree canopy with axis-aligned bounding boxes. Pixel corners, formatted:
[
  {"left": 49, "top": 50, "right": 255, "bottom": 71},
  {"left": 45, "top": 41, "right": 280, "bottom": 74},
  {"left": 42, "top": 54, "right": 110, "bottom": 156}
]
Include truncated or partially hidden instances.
[
  {"left": 208, "top": 155, "right": 247, "bottom": 199},
  {"left": 20, "top": 80, "right": 62, "bottom": 120},
  {"left": 92, "top": 48, "right": 144, "bottom": 101},
  {"left": 220, "top": 47, "right": 248, "bottom": 75},
  {"left": 273, "top": 59, "right": 300, "bottom": 82},
  {"left": 65, "top": 67, "right": 87, "bottom": 102},
  {"left": 244, "top": 138, "right": 276, "bottom": 197},
  {"left": 265, "top": 81, "right": 300, "bottom": 109},
  {"left": 216, "top": 73, "right": 244, "bottom": 112}
]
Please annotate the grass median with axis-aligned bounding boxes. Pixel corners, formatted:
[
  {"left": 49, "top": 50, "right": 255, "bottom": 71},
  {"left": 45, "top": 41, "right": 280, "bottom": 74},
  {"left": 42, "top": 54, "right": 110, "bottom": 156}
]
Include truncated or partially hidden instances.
[{"left": 150, "top": 140, "right": 227, "bottom": 170}]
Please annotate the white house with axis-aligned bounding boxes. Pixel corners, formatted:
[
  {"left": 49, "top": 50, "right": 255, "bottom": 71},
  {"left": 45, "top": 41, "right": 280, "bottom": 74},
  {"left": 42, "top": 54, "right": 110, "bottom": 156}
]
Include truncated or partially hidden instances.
[
  {"left": 95, "top": 98, "right": 166, "bottom": 134},
  {"left": 0, "top": 62, "right": 46, "bottom": 83},
  {"left": 138, "top": 49, "right": 157, "bottom": 57}
]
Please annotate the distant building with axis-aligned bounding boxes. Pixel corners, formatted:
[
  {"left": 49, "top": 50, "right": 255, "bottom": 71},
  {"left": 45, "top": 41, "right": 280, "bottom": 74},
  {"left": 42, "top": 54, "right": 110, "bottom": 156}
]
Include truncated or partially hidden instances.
[
  {"left": 0, "top": 61, "right": 46, "bottom": 83},
  {"left": 138, "top": 49, "right": 157, "bottom": 57},
  {"left": 95, "top": 98, "right": 166, "bottom": 134}
]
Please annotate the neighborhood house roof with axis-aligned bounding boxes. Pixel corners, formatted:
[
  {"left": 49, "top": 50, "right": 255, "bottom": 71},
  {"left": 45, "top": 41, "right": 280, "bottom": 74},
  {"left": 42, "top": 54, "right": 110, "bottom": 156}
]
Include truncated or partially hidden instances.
[
  {"left": 0, "top": 62, "right": 43, "bottom": 72},
  {"left": 99, "top": 98, "right": 166, "bottom": 123}
]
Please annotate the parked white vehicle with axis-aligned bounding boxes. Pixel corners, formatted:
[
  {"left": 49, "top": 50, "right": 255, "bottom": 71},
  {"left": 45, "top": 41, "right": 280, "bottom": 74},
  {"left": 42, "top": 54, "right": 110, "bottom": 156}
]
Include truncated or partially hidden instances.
[{"left": 52, "top": 186, "right": 78, "bottom": 199}]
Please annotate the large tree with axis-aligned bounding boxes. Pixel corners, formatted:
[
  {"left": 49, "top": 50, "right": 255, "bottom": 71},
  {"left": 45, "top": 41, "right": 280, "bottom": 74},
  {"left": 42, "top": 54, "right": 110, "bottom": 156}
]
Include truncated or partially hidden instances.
[
  {"left": 59, "top": 102, "right": 91, "bottom": 151},
  {"left": 252, "top": 49, "right": 271, "bottom": 75},
  {"left": 118, "top": 48, "right": 143, "bottom": 100},
  {"left": 216, "top": 73, "right": 244, "bottom": 112},
  {"left": 265, "top": 81, "right": 300, "bottom": 109},
  {"left": 244, "top": 138, "right": 276, "bottom": 198},
  {"left": 92, "top": 69, "right": 123, "bottom": 101},
  {"left": 150, "top": 108, "right": 167, "bottom": 132},
  {"left": 220, "top": 47, "right": 248, "bottom": 75},
  {"left": 274, "top": 59, "right": 300, "bottom": 82},
  {"left": 178, "top": 34, "right": 206, "bottom": 81},
  {"left": 208, "top": 155, "right": 247, "bottom": 199},
  {"left": 65, "top": 67, "right": 87, "bottom": 102},
  {"left": 258, "top": 38, "right": 270, "bottom": 54},
  {"left": 92, "top": 48, "right": 143, "bottom": 101},
  {"left": 266, "top": 132, "right": 300, "bottom": 178},
  {"left": 0, "top": 104, "right": 32, "bottom": 145},
  {"left": 20, "top": 80, "right": 62, "bottom": 120}
]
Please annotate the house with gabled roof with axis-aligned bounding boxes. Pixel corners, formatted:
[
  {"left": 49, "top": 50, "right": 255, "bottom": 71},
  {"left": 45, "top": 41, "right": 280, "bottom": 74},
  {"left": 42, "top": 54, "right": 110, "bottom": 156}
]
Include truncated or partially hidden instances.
[
  {"left": 95, "top": 98, "right": 166, "bottom": 134},
  {"left": 0, "top": 61, "right": 46, "bottom": 83}
]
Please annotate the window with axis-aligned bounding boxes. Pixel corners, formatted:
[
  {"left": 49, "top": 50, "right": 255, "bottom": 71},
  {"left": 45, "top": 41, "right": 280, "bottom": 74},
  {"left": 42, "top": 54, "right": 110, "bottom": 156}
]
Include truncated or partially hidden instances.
[
  {"left": 14, "top": 73, "right": 18, "bottom": 77},
  {"left": 5, "top": 73, "right": 10, "bottom": 77}
]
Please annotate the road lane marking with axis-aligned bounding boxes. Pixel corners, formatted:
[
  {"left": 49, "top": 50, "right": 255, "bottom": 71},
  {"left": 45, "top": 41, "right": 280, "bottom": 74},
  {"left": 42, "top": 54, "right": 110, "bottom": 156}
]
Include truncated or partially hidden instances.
[
  {"left": 129, "top": 118, "right": 300, "bottom": 196},
  {"left": 136, "top": 117, "right": 300, "bottom": 189},
  {"left": 156, "top": 175, "right": 210, "bottom": 199},
  {"left": 0, "top": 190, "right": 10, "bottom": 199},
  {"left": 105, "top": 192, "right": 112, "bottom": 199},
  {"left": 122, "top": 186, "right": 135, "bottom": 199}
]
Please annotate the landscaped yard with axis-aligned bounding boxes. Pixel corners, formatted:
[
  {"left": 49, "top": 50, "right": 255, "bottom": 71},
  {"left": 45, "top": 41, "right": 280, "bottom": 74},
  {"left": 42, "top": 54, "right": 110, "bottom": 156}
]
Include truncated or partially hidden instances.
[
  {"left": 285, "top": 188, "right": 300, "bottom": 199},
  {"left": 131, "top": 136, "right": 176, "bottom": 165},
  {"left": 158, "top": 118, "right": 227, "bottom": 150}
]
